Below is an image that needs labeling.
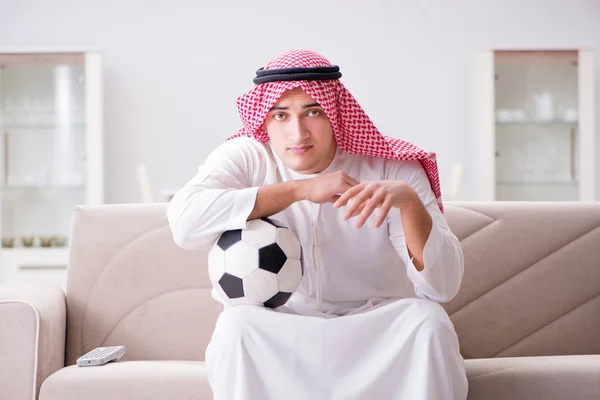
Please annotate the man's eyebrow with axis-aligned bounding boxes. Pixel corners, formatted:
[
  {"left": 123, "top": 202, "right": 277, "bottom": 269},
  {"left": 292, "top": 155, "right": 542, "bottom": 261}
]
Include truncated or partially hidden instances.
[
  {"left": 302, "top": 102, "right": 321, "bottom": 109},
  {"left": 269, "top": 102, "right": 322, "bottom": 111}
]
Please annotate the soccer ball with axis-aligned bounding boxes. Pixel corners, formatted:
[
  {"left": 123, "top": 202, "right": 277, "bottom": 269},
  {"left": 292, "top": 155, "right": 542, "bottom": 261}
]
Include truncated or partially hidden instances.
[{"left": 208, "top": 217, "right": 304, "bottom": 308}]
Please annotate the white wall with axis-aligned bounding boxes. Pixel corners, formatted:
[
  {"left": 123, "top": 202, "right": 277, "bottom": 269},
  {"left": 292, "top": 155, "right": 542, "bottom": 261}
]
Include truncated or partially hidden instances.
[{"left": 1, "top": 0, "right": 599, "bottom": 203}]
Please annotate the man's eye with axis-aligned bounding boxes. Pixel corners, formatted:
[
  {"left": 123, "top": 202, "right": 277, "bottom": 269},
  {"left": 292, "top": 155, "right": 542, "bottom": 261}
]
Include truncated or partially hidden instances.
[
  {"left": 307, "top": 110, "right": 321, "bottom": 117},
  {"left": 273, "top": 113, "right": 286, "bottom": 121}
]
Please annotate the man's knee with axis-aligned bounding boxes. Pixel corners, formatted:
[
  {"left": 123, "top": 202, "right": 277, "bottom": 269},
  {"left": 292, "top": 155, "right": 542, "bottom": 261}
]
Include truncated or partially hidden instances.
[
  {"left": 409, "top": 299, "right": 456, "bottom": 340},
  {"left": 215, "top": 305, "right": 256, "bottom": 338},
  {"left": 207, "top": 306, "right": 256, "bottom": 368}
]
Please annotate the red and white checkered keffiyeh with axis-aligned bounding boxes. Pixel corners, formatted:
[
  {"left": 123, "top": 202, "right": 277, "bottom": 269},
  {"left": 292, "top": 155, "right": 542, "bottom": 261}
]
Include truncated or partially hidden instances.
[{"left": 228, "top": 49, "right": 443, "bottom": 212}]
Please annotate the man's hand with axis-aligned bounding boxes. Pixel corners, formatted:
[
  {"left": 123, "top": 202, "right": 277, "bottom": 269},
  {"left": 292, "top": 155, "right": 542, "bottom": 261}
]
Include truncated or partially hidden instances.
[
  {"left": 297, "top": 171, "right": 360, "bottom": 204},
  {"left": 333, "top": 180, "right": 418, "bottom": 228}
]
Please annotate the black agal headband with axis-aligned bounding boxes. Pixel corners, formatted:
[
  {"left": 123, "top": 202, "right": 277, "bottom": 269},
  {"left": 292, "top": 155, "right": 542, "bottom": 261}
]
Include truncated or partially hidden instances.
[{"left": 253, "top": 65, "right": 342, "bottom": 84}]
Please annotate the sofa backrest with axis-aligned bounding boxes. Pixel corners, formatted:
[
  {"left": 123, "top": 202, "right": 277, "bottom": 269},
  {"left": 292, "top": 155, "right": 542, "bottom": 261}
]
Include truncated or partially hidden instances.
[
  {"left": 65, "top": 201, "right": 600, "bottom": 365},
  {"left": 444, "top": 201, "right": 600, "bottom": 359},
  {"left": 65, "top": 203, "right": 221, "bottom": 366}
]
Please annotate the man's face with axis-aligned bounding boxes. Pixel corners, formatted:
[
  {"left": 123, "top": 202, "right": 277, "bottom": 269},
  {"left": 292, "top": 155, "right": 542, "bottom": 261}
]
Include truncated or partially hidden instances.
[{"left": 262, "top": 88, "right": 337, "bottom": 174}]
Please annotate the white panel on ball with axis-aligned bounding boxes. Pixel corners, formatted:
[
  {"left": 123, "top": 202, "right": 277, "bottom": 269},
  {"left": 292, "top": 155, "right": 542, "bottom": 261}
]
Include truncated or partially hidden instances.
[
  {"left": 241, "top": 219, "right": 278, "bottom": 248},
  {"left": 224, "top": 241, "right": 259, "bottom": 278},
  {"left": 207, "top": 246, "right": 226, "bottom": 285},
  {"left": 277, "top": 258, "right": 303, "bottom": 293},
  {"left": 276, "top": 228, "right": 301, "bottom": 259},
  {"left": 243, "top": 269, "right": 279, "bottom": 303}
]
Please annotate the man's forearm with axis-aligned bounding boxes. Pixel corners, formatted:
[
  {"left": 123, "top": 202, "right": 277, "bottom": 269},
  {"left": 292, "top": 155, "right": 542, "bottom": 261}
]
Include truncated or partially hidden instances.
[
  {"left": 247, "top": 181, "right": 304, "bottom": 221},
  {"left": 400, "top": 190, "right": 433, "bottom": 272}
]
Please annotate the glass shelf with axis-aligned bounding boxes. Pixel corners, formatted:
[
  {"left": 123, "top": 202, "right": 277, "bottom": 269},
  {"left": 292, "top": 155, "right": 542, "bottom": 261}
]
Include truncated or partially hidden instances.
[
  {"left": 492, "top": 50, "right": 581, "bottom": 201},
  {"left": 0, "top": 123, "right": 86, "bottom": 130},
  {"left": 0, "top": 54, "right": 94, "bottom": 243},
  {"left": 0, "top": 247, "right": 68, "bottom": 253},
  {"left": 496, "top": 120, "right": 578, "bottom": 126},
  {"left": 497, "top": 181, "right": 579, "bottom": 186},
  {"left": 0, "top": 184, "right": 86, "bottom": 190},
  {"left": 0, "top": 50, "right": 103, "bottom": 287}
]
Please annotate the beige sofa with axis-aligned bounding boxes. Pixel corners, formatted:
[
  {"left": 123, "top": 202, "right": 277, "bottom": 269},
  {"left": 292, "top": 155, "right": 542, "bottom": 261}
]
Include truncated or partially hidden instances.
[{"left": 1, "top": 201, "right": 600, "bottom": 400}]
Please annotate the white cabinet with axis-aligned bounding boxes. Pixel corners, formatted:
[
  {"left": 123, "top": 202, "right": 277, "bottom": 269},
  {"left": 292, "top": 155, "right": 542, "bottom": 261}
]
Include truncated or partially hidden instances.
[
  {"left": 0, "top": 49, "right": 104, "bottom": 289},
  {"left": 474, "top": 49, "right": 595, "bottom": 201}
]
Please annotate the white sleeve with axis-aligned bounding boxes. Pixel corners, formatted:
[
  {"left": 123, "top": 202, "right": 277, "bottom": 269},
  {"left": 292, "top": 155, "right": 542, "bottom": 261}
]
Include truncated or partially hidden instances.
[
  {"left": 387, "top": 160, "right": 464, "bottom": 303},
  {"left": 166, "top": 138, "right": 261, "bottom": 249}
]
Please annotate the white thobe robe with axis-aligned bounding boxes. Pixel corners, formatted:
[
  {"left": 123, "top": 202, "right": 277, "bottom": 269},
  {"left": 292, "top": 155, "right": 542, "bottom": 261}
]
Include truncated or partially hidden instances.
[{"left": 167, "top": 137, "right": 468, "bottom": 399}]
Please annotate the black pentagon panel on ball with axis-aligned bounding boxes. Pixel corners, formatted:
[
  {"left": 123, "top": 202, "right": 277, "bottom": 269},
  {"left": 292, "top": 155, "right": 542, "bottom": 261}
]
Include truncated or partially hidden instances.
[
  {"left": 258, "top": 243, "right": 287, "bottom": 274},
  {"left": 260, "top": 217, "right": 286, "bottom": 229},
  {"left": 219, "top": 273, "right": 244, "bottom": 299},
  {"left": 217, "top": 229, "right": 242, "bottom": 251},
  {"left": 264, "top": 291, "right": 293, "bottom": 309}
]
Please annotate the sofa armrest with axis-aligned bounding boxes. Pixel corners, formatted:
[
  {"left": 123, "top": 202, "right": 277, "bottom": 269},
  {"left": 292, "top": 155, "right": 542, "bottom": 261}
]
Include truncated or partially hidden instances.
[{"left": 0, "top": 282, "right": 66, "bottom": 400}]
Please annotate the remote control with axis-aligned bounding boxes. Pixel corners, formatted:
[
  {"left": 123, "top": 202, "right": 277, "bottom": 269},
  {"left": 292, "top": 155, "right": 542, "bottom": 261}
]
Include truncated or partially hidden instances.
[{"left": 76, "top": 345, "right": 126, "bottom": 367}]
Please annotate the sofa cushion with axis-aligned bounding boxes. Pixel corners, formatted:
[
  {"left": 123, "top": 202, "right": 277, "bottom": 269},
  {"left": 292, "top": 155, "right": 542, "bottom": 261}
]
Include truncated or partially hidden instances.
[
  {"left": 38, "top": 361, "right": 212, "bottom": 400},
  {"left": 466, "top": 355, "right": 600, "bottom": 400}
]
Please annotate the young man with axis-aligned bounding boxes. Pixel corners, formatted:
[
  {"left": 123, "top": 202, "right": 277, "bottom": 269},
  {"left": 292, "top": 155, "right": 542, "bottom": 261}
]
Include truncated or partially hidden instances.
[{"left": 167, "top": 49, "right": 468, "bottom": 399}]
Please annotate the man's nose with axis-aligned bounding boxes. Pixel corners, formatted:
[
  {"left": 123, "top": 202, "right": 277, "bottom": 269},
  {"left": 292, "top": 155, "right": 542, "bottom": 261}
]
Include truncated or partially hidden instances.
[{"left": 288, "top": 118, "right": 309, "bottom": 141}]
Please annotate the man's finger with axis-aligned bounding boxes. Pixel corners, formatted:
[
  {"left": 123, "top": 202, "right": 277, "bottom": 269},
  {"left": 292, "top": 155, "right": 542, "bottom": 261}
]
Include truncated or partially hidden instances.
[
  {"left": 355, "top": 192, "right": 385, "bottom": 228},
  {"left": 334, "top": 184, "right": 362, "bottom": 208},
  {"left": 356, "top": 202, "right": 366, "bottom": 215},
  {"left": 342, "top": 188, "right": 369, "bottom": 219},
  {"left": 355, "top": 199, "right": 380, "bottom": 228},
  {"left": 344, "top": 188, "right": 373, "bottom": 220},
  {"left": 374, "top": 199, "right": 393, "bottom": 228},
  {"left": 346, "top": 199, "right": 368, "bottom": 219}
]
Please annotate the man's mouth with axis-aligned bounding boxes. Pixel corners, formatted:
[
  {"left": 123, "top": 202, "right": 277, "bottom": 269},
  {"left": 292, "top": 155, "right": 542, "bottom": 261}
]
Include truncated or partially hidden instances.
[{"left": 289, "top": 145, "right": 312, "bottom": 155}]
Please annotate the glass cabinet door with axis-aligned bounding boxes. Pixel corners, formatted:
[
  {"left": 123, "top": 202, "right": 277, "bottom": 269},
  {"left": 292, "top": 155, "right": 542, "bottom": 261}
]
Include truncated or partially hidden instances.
[
  {"left": 494, "top": 50, "right": 581, "bottom": 201},
  {"left": 0, "top": 53, "right": 89, "bottom": 248}
]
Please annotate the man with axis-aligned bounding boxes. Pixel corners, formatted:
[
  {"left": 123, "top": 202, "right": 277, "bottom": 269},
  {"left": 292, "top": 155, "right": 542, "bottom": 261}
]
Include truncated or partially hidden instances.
[{"left": 167, "top": 49, "right": 468, "bottom": 399}]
